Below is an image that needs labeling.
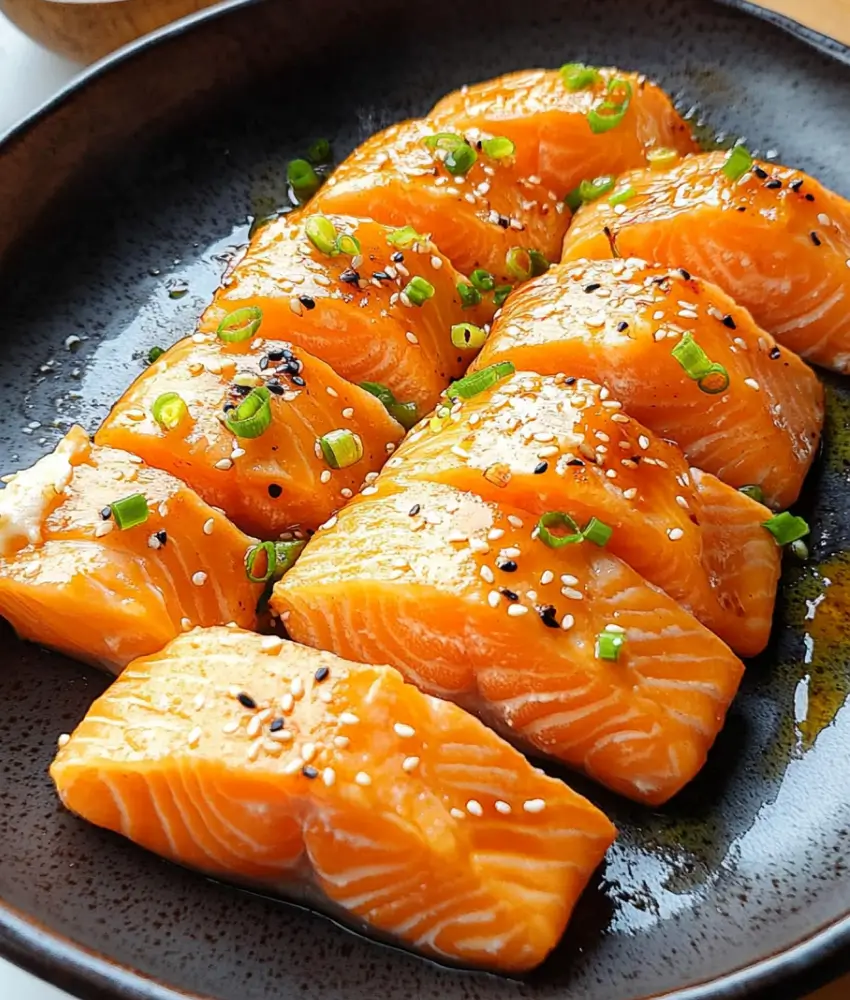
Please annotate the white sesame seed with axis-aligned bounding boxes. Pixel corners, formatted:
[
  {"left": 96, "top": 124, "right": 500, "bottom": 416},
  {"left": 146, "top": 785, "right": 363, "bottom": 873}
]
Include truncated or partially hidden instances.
[
  {"left": 488, "top": 528, "right": 505, "bottom": 541},
  {"left": 203, "top": 518, "right": 215, "bottom": 535},
  {"left": 192, "top": 571, "right": 207, "bottom": 587},
  {"left": 623, "top": 487, "right": 638, "bottom": 500},
  {"left": 611, "top": 413, "right": 629, "bottom": 423},
  {"left": 280, "top": 693, "right": 294, "bottom": 713},
  {"left": 321, "top": 767, "right": 336, "bottom": 788},
  {"left": 57, "top": 733, "right": 70, "bottom": 748},
  {"left": 94, "top": 521, "right": 114, "bottom": 538},
  {"left": 494, "top": 800, "right": 512, "bottom": 815},
  {"left": 301, "top": 742, "right": 317, "bottom": 763},
  {"left": 818, "top": 212, "right": 831, "bottom": 226},
  {"left": 606, "top": 469, "right": 617, "bottom": 479},
  {"left": 193, "top": 692, "right": 206, "bottom": 711},
  {"left": 289, "top": 298, "right": 303, "bottom": 316},
  {"left": 405, "top": 330, "right": 419, "bottom": 345},
  {"left": 231, "top": 447, "right": 246, "bottom": 459},
  {"left": 430, "top": 255, "right": 443, "bottom": 269},
  {"left": 469, "top": 537, "right": 490, "bottom": 554},
  {"left": 605, "top": 623, "right": 626, "bottom": 633},
  {"left": 283, "top": 757, "right": 303, "bottom": 775},
  {"left": 222, "top": 719, "right": 240, "bottom": 735},
  {"left": 507, "top": 604, "right": 529, "bottom": 617},
  {"left": 246, "top": 714, "right": 263, "bottom": 738},
  {"left": 215, "top": 458, "right": 233, "bottom": 470},
  {"left": 181, "top": 617, "right": 192, "bottom": 631},
  {"left": 561, "top": 588, "right": 583, "bottom": 601},
  {"left": 561, "top": 614, "right": 575, "bottom": 630},
  {"left": 523, "top": 798, "right": 546, "bottom": 814},
  {"left": 466, "top": 799, "right": 484, "bottom": 816},
  {"left": 653, "top": 310, "right": 665, "bottom": 320},
  {"left": 526, "top": 590, "right": 538, "bottom": 602},
  {"left": 147, "top": 535, "right": 161, "bottom": 551},
  {"left": 507, "top": 515, "right": 524, "bottom": 528},
  {"left": 744, "top": 378, "right": 760, "bottom": 390},
  {"left": 269, "top": 728, "right": 293, "bottom": 743},
  {"left": 326, "top": 386, "right": 339, "bottom": 398},
  {"left": 502, "top": 546, "right": 521, "bottom": 559},
  {"left": 394, "top": 722, "right": 415, "bottom": 738},
  {"left": 540, "top": 570, "right": 554, "bottom": 585},
  {"left": 320, "top": 469, "right": 332, "bottom": 484},
  {"left": 675, "top": 495, "right": 689, "bottom": 509},
  {"left": 560, "top": 574, "right": 579, "bottom": 586},
  {"left": 450, "top": 808, "right": 466, "bottom": 819},
  {"left": 480, "top": 565, "right": 495, "bottom": 584},
  {"left": 340, "top": 711, "right": 359, "bottom": 725},
  {"left": 355, "top": 771, "right": 372, "bottom": 786},
  {"left": 668, "top": 527, "right": 685, "bottom": 540},
  {"left": 361, "top": 485, "right": 378, "bottom": 496},
  {"left": 247, "top": 738, "right": 263, "bottom": 762},
  {"left": 488, "top": 591, "right": 501, "bottom": 608},
  {"left": 342, "top": 406, "right": 354, "bottom": 418},
  {"left": 291, "top": 676, "right": 304, "bottom": 699},
  {"left": 638, "top": 435, "right": 650, "bottom": 450},
  {"left": 321, "top": 515, "right": 338, "bottom": 530},
  {"left": 333, "top": 735, "right": 350, "bottom": 749},
  {"left": 402, "top": 756, "right": 420, "bottom": 773},
  {"left": 319, "top": 689, "right": 333, "bottom": 704}
]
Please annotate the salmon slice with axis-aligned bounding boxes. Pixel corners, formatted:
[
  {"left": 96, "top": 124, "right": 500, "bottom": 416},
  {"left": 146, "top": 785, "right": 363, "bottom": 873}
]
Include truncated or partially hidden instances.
[
  {"left": 429, "top": 67, "right": 697, "bottom": 196},
  {"left": 385, "top": 371, "right": 780, "bottom": 656},
  {"left": 472, "top": 258, "right": 824, "bottom": 509},
  {"left": 199, "top": 215, "right": 493, "bottom": 412},
  {"left": 51, "top": 626, "right": 615, "bottom": 972},
  {"left": 0, "top": 428, "right": 260, "bottom": 672},
  {"left": 561, "top": 150, "right": 850, "bottom": 373},
  {"left": 96, "top": 333, "right": 403, "bottom": 538},
  {"left": 272, "top": 479, "right": 745, "bottom": 805},
  {"left": 310, "top": 119, "right": 569, "bottom": 282}
]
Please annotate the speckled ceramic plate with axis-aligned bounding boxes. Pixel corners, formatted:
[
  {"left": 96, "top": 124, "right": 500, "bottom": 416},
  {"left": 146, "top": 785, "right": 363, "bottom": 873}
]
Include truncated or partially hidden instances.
[{"left": 1, "top": 1, "right": 849, "bottom": 998}]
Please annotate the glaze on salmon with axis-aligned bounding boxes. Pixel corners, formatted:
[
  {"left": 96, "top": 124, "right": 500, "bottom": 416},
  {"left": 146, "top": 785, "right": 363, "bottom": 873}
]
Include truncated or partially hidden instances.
[
  {"left": 96, "top": 334, "right": 403, "bottom": 538},
  {"left": 473, "top": 259, "right": 824, "bottom": 509},
  {"left": 387, "top": 371, "right": 780, "bottom": 656},
  {"left": 200, "top": 215, "right": 493, "bottom": 412},
  {"left": 0, "top": 428, "right": 260, "bottom": 672},
  {"left": 430, "top": 67, "right": 697, "bottom": 196},
  {"left": 51, "top": 626, "right": 616, "bottom": 971},
  {"left": 561, "top": 151, "right": 850, "bottom": 373},
  {"left": 273, "top": 479, "right": 745, "bottom": 805}
]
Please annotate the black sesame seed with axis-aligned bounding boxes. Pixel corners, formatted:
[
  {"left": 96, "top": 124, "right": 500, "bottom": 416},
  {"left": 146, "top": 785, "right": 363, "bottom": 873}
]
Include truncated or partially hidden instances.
[
  {"left": 155, "top": 530, "right": 167, "bottom": 545},
  {"left": 223, "top": 401, "right": 236, "bottom": 412},
  {"left": 269, "top": 717, "right": 285, "bottom": 732},
  {"left": 616, "top": 321, "right": 629, "bottom": 332},
  {"left": 789, "top": 179, "right": 803, "bottom": 192},
  {"left": 282, "top": 349, "right": 294, "bottom": 359},
  {"left": 299, "top": 295, "right": 316, "bottom": 310},
  {"left": 500, "top": 588, "right": 519, "bottom": 601},
  {"left": 237, "top": 692, "right": 256, "bottom": 709},
  {"left": 565, "top": 376, "right": 577, "bottom": 385},
  {"left": 678, "top": 268, "right": 691, "bottom": 281},
  {"left": 805, "top": 193, "right": 816, "bottom": 202},
  {"left": 314, "top": 666, "right": 330, "bottom": 683},
  {"left": 100, "top": 506, "right": 112, "bottom": 520},
  {"left": 408, "top": 503, "right": 421, "bottom": 516},
  {"left": 340, "top": 268, "right": 360, "bottom": 284},
  {"left": 769, "top": 346, "right": 781, "bottom": 360},
  {"left": 538, "top": 605, "right": 560, "bottom": 628},
  {"left": 268, "top": 483, "right": 283, "bottom": 499},
  {"left": 736, "top": 206, "right": 747, "bottom": 213},
  {"left": 765, "top": 179, "right": 782, "bottom": 190},
  {"left": 497, "top": 216, "right": 510, "bottom": 229},
  {"left": 567, "top": 458, "right": 585, "bottom": 467},
  {"left": 259, "top": 356, "right": 270, "bottom": 370},
  {"left": 267, "top": 348, "right": 285, "bottom": 361},
  {"left": 372, "top": 271, "right": 391, "bottom": 281},
  {"left": 811, "top": 231, "right": 822, "bottom": 246},
  {"left": 291, "top": 375, "right": 306, "bottom": 387},
  {"left": 721, "top": 314, "right": 737, "bottom": 329},
  {"left": 267, "top": 382, "right": 284, "bottom": 395},
  {"left": 753, "top": 166, "right": 768, "bottom": 179},
  {"left": 391, "top": 251, "right": 404, "bottom": 263},
  {"left": 498, "top": 559, "right": 518, "bottom": 573},
  {"left": 233, "top": 383, "right": 252, "bottom": 396},
  {"left": 631, "top": 455, "right": 642, "bottom": 465},
  {"left": 583, "top": 282, "right": 601, "bottom": 293},
  {"left": 302, "top": 765, "right": 319, "bottom": 779},
  {"left": 534, "top": 461, "right": 548, "bottom": 475}
]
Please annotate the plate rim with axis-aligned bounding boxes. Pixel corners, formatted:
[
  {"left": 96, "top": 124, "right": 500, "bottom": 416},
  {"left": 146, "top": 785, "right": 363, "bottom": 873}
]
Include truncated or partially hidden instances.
[{"left": 1, "top": 1, "right": 849, "bottom": 998}]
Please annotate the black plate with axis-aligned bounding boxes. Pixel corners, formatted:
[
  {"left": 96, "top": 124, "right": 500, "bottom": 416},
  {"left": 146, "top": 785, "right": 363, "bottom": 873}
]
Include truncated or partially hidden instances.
[{"left": 1, "top": 1, "right": 850, "bottom": 998}]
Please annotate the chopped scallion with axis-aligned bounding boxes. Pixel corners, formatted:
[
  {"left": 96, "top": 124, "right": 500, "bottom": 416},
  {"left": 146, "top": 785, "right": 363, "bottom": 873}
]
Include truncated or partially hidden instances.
[
  {"left": 565, "top": 174, "right": 616, "bottom": 211},
  {"left": 494, "top": 284, "right": 512, "bottom": 307},
  {"left": 359, "top": 382, "right": 419, "bottom": 429},
  {"left": 319, "top": 429, "right": 364, "bottom": 469},
  {"left": 109, "top": 493, "right": 149, "bottom": 531},
  {"left": 287, "top": 158, "right": 321, "bottom": 201},
  {"left": 596, "top": 630, "right": 625, "bottom": 662},
  {"left": 216, "top": 306, "right": 263, "bottom": 343},
  {"left": 762, "top": 511, "right": 809, "bottom": 546},
  {"left": 469, "top": 269, "right": 495, "bottom": 292},
  {"left": 647, "top": 147, "right": 680, "bottom": 170},
  {"left": 560, "top": 62, "right": 601, "bottom": 91},
  {"left": 445, "top": 143, "right": 477, "bottom": 176},
  {"left": 334, "top": 233, "right": 361, "bottom": 256},
  {"left": 152, "top": 392, "right": 188, "bottom": 431},
  {"left": 587, "top": 78, "right": 632, "bottom": 134},
  {"left": 423, "top": 132, "right": 465, "bottom": 152},
  {"left": 481, "top": 136, "right": 516, "bottom": 160},
  {"left": 505, "top": 247, "right": 533, "bottom": 281},
  {"left": 722, "top": 145, "right": 753, "bottom": 181},
  {"left": 307, "top": 138, "right": 332, "bottom": 164},
  {"left": 451, "top": 323, "right": 487, "bottom": 349},
  {"left": 274, "top": 539, "right": 306, "bottom": 576},
  {"left": 403, "top": 276, "right": 435, "bottom": 306},
  {"left": 457, "top": 282, "right": 482, "bottom": 308},
  {"left": 304, "top": 215, "right": 338, "bottom": 255},
  {"left": 671, "top": 332, "right": 730, "bottom": 394},
  {"left": 536, "top": 511, "right": 584, "bottom": 548},
  {"left": 528, "top": 249, "right": 551, "bottom": 277},
  {"left": 609, "top": 185, "right": 636, "bottom": 206},
  {"left": 447, "top": 361, "right": 515, "bottom": 400},
  {"left": 738, "top": 484, "right": 765, "bottom": 504},
  {"left": 147, "top": 346, "right": 165, "bottom": 364},
  {"left": 245, "top": 540, "right": 277, "bottom": 583},
  {"left": 387, "top": 225, "right": 426, "bottom": 249},
  {"left": 225, "top": 386, "right": 272, "bottom": 438},
  {"left": 582, "top": 516, "right": 613, "bottom": 547}
]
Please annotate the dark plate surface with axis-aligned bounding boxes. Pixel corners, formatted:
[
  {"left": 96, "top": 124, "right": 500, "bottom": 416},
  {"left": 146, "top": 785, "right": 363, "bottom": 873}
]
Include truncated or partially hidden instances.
[{"left": 1, "top": 1, "right": 850, "bottom": 999}]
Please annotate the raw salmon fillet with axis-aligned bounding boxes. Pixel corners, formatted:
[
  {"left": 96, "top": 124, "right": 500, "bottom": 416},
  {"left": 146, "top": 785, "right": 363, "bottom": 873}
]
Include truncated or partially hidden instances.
[
  {"left": 386, "top": 371, "right": 780, "bottom": 656},
  {"left": 96, "top": 333, "right": 403, "bottom": 538},
  {"left": 200, "top": 214, "right": 493, "bottom": 412},
  {"left": 561, "top": 151, "right": 850, "bottom": 372},
  {"left": 429, "top": 67, "right": 697, "bottom": 195},
  {"left": 473, "top": 258, "right": 824, "bottom": 509},
  {"left": 0, "top": 428, "right": 260, "bottom": 672},
  {"left": 311, "top": 119, "right": 569, "bottom": 281},
  {"left": 51, "top": 626, "right": 615, "bottom": 972},
  {"left": 273, "top": 479, "right": 745, "bottom": 805}
]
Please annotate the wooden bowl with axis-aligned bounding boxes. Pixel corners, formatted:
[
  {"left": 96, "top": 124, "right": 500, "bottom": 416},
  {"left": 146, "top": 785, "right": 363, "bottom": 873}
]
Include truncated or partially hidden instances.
[{"left": 0, "top": 0, "right": 223, "bottom": 62}]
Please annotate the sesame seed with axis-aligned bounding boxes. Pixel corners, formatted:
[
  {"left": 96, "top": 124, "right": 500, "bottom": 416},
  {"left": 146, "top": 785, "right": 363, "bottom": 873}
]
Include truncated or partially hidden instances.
[
  {"left": 246, "top": 714, "right": 263, "bottom": 738},
  {"left": 289, "top": 298, "right": 303, "bottom": 316},
  {"left": 605, "top": 623, "right": 626, "bottom": 633},
  {"left": 450, "top": 808, "right": 466, "bottom": 819},
  {"left": 314, "top": 665, "right": 330, "bottom": 683},
  {"left": 283, "top": 758, "right": 303, "bottom": 775},
  {"left": 480, "top": 565, "right": 495, "bottom": 584},
  {"left": 561, "top": 588, "right": 583, "bottom": 601},
  {"left": 523, "top": 798, "right": 546, "bottom": 814},
  {"left": 561, "top": 613, "right": 575, "bottom": 630},
  {"left": 668, "top": 527, "right": 685, "bottom": 540},
  {"left": 302, "top": 764, "right": 319, "bottom": 779},
  {"left": 402, "top": 756, "right": 420, "bottom": 773},
  {"left": 394, "top": 722, "right": 415, "bottom": 738},
  {"left": 94, "top": 521, "right": 114, "bottom": 538},
  {"left": 744, "top": 378, "right": 760, "bottom": 390},
  {"left": 340, "top": 711, "right": 360, "bottom": 725},
  {"left": 291, "top": 676, "right": 305, "bottom": 699},
  {"left": 333, "top": 735, "right": 350, "bottom": 749},
  {"left": 540, "top": 570, "right": 554, "bottom": 585},
  {"left": 181, "top": 617, "right": 192, "bottom": 631},
  {"left": 494, "top": 800, "right": 512, "bottom": 815},
  {"left": 623, "top": 487, "right": 638, "bottom": 500},
  {"left": 280, "top": 693, "right": 294, "bottom": 713},
  {"left": 466, "top": 799, "right": 484, "bottom": 816},
  {"left": 487, "top": 591, "right": 501, "bottom": 608},
  {"left": 202, "top": 518, "right": 215, "bottom": 535},
  {"left": 560, "top": 574, "right": 579, "bottom": 586},
  {"left": 638, "top": 435, "right": 650, "bottom": 450},
  {"left": 355, "top": 771, "right": 372, "bottom": 786},
  {"left": 507, "top": 604, "right": 529, "bottom": 617},
  {"left": 215, "top": 458, "right": 233, "bottom": 470},
  {"left": 57, "top": 733, "right": 70, "bottom": 748},
  {"left": 675, "top": 495, "right": 689, "bottom": 509},
  {"left": 222, "top": 719, "right": 240, "bottom": 735},
  {"left": 342, "top": 407, "right": 355, "bottom": 418},
  {"left": 237, "top": 691, "right": 256, "bottom": 709},
  {"left": 192, "top": 571, "right": 208, "bottom": 587},
  {"left": 406, "top": 331, "right": 419, "bottom": 345},
  {"left": 322, "top": 767, "right": 336, "bottom": 787},
  {"left": 301, "top": 742, "right": 317, "bottom": 763},
  {"left": 507, "top": 515, "right": 524, "bottom": 528},
  {"left": 326, "top": 386, "right": 339, "bottom": 398},
  {"left": 231, "top": 447, "right": 246, "bottom": 460},
  {"left": 320, "top": 469, "right": 332, "bottom": 484},
  {"left": 488, "top": 528, "right": 505, "bottom": 541},
  {"left": 247, "top": 738, "right": 263, "bottom": 762}
]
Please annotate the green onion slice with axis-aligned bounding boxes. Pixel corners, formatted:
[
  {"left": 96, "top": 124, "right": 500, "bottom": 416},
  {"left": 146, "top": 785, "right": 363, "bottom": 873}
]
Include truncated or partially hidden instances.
[
  {"left": 587, "top": 78, "right": 633, "bottom": 134},
  {"left": 536, "top": 511, "right": 584, "bottom": 548},
  {"left": 287, "top": 158, "right": 321, "bottom": 201},
  {"left": 387, "top": 225, "right": 426, "bottom": 249},
  {"left": 582, "top": 516, "right": 613, "bottom": 547},
  {"left": 451, "top": 323, "right": 487, "bottom": 350},
  {"left": 216, "top": 306, "right": 263, "bottom": 343},
  {"left": 494, "top": 284, "right": 512, "bottom": 307},
  {"left": 506, "top": 247, "right": 533, "bottom": 282},
  {"left": 722, "top": 145, "right": 753, "bottom": 181},
  {"left": 307, "top": 138, "right": 332, "bottom": 164},
  {"left": 245, "top": 540, "right": 277, "bottom": 583},
  {"left": 528, "top": 249, "right": 551, "bottom": 277},
  {"left": 609, "top": 185, "right": 636, "bottom": 206},
  {"left": 560, "top": 62, "right": 601, "bottom": 91},
  {"left": 225, "top": 387, "right": 272, "bottom": 439},
  {"left": 404, "top": 276, "right": 436, "bottom": 306},
  {"left": 762, "top": 511, "right": 810, "bottom": 546},
  {"left": 447, "top": 361, "right": 515, "bottom": 400},
  {"left": 319, "top": 429, "right": 364, "bottom": 469},
  {"left": 359, "top": 382, "right": 419, "bottom": 430},
  {"left": 334, "top": 233, "right": 361, "bottom": 256},
  {"left": 152, "top": 392, "right": 189, "bottom": 431},
  {"left": 147, "top": 346, "right": 165, "bottom": 364},
  {"left": 596, "top": 630, "right": 625, "bottom": 662},
  {"left": 305, "top": 215, "right": 338, "bottom": 255},
  {"left": 469, "top": 269, "right": 495, "bottom": 292},
  {"left": 647, "top": 147, "right": 680, "bottom": 170},
  {"left": 109, "top": 493, "right": 149, "bottom": 531},
  {"left": 273, "top": 540, "right": 306, "bottom": 576},
  {"left": 445, "top": 143, "right": 477, "bottom": 176},
  {"left": 481, "top": 136, "right": 515, "bottom": 160},
  {"left": 671, "top": 333, "right": 730, "bottom": 394},
  {"left": 423, "top": 132, "right": 465, "bottom": 152},
  {"left": 738, "top": 484, "right": 765, "bottom": 504},
  {"left": 457, "top": 282, "right": 482, "bottom": 309},
  {"left": 565, "top": 174, "right": 616, "bottom": 211}
]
